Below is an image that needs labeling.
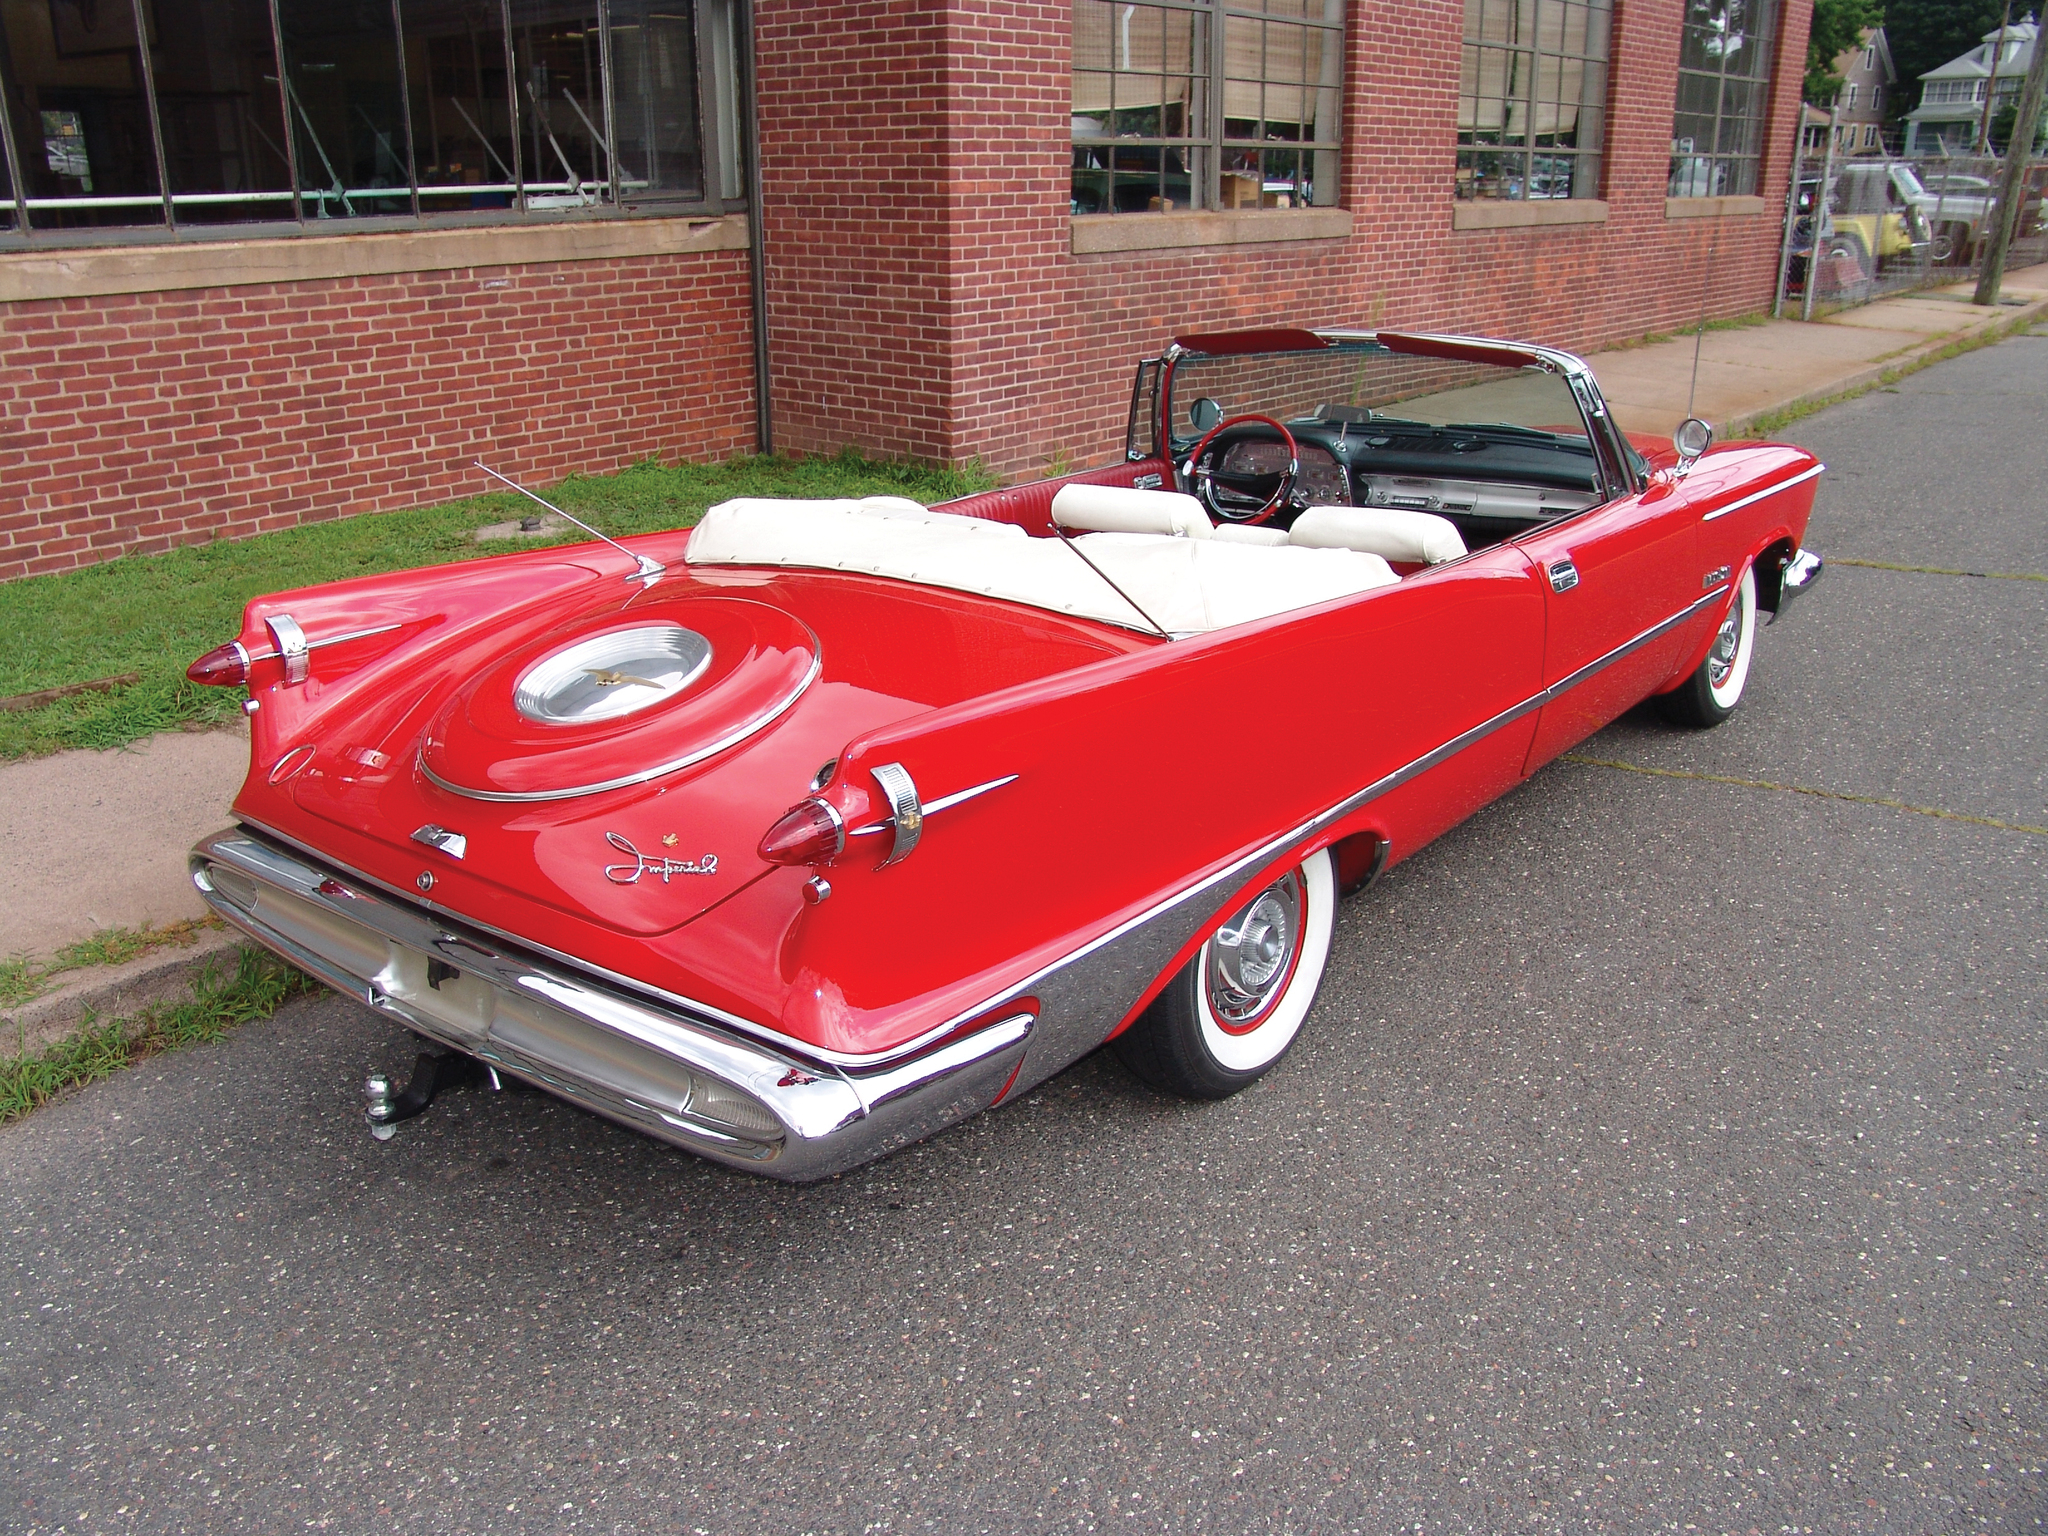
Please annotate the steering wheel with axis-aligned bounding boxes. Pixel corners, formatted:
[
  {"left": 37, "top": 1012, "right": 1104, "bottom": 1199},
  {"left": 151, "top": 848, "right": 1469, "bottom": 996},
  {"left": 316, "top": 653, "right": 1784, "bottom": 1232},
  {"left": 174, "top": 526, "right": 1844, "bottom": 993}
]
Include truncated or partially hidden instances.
[{"left": 1181, "top": 414, "right": 1299, "bottom": 524}]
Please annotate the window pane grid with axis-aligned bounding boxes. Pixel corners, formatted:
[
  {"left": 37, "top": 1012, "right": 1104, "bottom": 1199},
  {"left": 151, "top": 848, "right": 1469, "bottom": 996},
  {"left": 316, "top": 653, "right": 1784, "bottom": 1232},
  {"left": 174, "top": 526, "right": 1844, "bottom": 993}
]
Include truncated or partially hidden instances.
[
  {"left": 0, "top": 0, "right": 740, "bottom": 242},
  {"left": 1667, "top": 0, "right": 1778, "bottom": 197},
  {"left": 1456, "top": 0, "right": 1611, "bottom": 201},
  {"left": 1074, "top": 0, "right": 1342, "bottom": 214}
]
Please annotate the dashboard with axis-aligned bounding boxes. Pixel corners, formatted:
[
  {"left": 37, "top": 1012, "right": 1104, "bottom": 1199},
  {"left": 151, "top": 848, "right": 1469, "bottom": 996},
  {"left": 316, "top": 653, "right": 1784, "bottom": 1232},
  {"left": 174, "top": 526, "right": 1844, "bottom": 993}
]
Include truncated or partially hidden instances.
[{"left": 1195, "top": 417, "right": 1604, "bottom": 542}]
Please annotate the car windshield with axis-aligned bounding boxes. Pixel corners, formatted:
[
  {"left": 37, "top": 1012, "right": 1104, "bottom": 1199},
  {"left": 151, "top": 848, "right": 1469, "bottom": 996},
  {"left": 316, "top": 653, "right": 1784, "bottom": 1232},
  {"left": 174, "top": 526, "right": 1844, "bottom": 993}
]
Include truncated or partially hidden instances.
[{"left": 1166, "top": 345, "right": 1593, "bottom": 454}]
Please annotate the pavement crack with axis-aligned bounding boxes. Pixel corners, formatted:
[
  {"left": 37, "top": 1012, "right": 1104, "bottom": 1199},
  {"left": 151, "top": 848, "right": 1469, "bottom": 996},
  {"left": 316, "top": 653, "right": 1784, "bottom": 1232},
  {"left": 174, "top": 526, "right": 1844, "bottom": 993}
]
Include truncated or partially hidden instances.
[
  {"left": 1560, "top": 754, "right": 2048, "bottom": 838},
  {"left": 1831, "top": 558, "right": 2046, "bottom": 583}
]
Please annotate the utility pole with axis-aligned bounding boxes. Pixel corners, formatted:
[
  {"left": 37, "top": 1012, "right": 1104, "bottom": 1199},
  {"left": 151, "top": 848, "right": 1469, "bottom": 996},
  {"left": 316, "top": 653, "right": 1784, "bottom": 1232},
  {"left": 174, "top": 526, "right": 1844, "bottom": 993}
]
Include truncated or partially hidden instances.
[
  {"left": 1975, "top": 11, "right": 2048, "bottom": 303},
  {"left": 1976, "top": 3, "right": 2014, "bottom": 153}
]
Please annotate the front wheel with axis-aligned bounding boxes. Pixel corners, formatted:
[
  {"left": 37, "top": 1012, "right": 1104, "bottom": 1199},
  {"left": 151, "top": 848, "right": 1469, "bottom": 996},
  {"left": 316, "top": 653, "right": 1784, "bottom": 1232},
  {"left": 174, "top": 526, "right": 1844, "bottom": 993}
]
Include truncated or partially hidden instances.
[
  {"left": 1658, "top": 563, "right": 1757, "bottom": 728},
  {"left": 1112, "top": 848, "right": 1336, "bottom": 1098}
]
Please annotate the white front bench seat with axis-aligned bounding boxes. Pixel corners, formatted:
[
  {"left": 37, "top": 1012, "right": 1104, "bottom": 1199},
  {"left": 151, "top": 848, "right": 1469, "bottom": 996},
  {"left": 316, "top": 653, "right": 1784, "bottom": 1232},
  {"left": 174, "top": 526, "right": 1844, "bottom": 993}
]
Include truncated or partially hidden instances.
[
  {"left": 685, "top": 498, "right": 1396, "bottom": 635},
  {"left": 1287, "top": 505, "right": 1466, "bottom": 564}
]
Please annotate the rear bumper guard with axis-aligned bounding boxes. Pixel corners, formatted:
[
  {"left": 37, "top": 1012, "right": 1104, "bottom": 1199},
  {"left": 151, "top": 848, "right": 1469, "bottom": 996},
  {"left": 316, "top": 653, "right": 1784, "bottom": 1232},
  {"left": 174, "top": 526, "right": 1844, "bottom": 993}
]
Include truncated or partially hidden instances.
[
  {"left": 1765, "top": 547, "right": 1823, "bottom": 623},
  {"left": 190, "top": 828, "right": 1031, "bottom": 1181}
]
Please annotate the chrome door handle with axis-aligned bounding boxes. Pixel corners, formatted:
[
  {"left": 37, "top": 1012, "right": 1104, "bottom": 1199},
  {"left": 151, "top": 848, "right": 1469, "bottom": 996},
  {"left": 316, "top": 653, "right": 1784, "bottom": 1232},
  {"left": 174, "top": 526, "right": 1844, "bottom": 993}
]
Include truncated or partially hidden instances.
[{"left": 1546, "top": 557, "right": 1581, "bottom": 593}]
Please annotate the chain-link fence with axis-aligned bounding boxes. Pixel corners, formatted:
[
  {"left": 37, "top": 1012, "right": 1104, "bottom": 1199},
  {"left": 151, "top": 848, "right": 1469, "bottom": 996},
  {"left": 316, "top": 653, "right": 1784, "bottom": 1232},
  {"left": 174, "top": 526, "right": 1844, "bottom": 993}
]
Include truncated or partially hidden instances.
[{"left": 1775, "top": 141, "right": 2048, "bottom": 317}]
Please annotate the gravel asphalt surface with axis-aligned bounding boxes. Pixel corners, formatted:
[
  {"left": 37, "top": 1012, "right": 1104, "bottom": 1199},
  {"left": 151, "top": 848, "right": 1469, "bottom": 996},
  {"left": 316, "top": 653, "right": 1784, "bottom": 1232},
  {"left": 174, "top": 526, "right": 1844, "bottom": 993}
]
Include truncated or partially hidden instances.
[{"left": 4, "top": 335, "right": 2043, "bottom": 1534}]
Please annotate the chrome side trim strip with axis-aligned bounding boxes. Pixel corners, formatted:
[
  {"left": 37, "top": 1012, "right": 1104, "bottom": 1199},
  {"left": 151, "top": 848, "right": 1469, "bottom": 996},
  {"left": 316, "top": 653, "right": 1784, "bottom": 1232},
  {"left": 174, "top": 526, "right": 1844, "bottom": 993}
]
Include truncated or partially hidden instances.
[
  {"left": 419, "top": 650, "right": 822, "bottom": 803},
  {"left": 1700, "top": 463, "right": 1823, "bottom": 522},
  {"left": 850, "top": 773, "right": 1019, "bottom": 836},
  {"left": 936, "top": 583, "right": 1730, "bottom": 1092}
]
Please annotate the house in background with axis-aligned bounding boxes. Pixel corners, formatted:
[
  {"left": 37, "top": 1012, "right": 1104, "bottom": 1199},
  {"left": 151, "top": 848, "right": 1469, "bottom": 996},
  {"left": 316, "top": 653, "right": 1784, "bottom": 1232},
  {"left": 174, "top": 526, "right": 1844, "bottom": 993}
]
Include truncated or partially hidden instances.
[
  {"left": 1833, "top": 27, "right": 1895, "bottom": 155},
  {"left": 1905, "top": 15, "right": 2038, "bottom": 155},
  {"left": 1801, "top": 27, "right": 1894, "bottom": 158}
]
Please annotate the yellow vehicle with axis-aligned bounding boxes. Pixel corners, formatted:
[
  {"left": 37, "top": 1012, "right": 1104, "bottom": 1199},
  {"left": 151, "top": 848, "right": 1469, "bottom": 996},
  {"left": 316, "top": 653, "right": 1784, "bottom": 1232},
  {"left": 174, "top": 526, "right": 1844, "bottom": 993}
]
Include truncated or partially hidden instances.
[{"left": 1822, "top": 163, "right": 1934, "bottom": 274}]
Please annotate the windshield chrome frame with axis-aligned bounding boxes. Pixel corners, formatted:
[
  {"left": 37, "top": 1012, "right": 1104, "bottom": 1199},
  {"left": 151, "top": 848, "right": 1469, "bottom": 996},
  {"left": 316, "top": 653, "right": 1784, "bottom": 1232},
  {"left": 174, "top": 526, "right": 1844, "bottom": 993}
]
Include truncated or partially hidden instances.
[{"left": 1155, "top": 329, "right": 1637, "bottom": 501}]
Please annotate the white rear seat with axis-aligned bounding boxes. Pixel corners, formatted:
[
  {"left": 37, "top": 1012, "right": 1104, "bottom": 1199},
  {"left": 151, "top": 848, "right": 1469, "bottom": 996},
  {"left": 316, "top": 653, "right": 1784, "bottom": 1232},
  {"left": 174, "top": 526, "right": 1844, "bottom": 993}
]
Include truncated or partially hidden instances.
[
  {"left": 685, "top": 497, "right": 1396, "bottom": 634},
  {"left": 1050, "top": 483, "right": 1212, "bottom": 539}
]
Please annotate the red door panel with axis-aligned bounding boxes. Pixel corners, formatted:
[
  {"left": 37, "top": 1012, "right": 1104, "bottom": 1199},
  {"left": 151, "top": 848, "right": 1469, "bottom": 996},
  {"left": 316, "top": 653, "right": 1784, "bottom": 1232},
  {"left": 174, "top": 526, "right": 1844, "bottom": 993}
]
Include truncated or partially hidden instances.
[{"left": 1517, "top": 493, "right": 1700, "bottom": 770}]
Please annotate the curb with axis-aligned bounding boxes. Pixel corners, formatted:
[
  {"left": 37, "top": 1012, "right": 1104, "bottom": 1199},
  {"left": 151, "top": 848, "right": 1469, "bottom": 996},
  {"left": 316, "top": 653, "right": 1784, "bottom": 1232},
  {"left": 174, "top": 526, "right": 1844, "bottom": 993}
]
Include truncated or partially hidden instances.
[
  {"left": 2, "top": 926, "right": 245, "bottom": 1061},
  {"left": 1725, "top": 292, "right": 2048, "bottom": 438}
]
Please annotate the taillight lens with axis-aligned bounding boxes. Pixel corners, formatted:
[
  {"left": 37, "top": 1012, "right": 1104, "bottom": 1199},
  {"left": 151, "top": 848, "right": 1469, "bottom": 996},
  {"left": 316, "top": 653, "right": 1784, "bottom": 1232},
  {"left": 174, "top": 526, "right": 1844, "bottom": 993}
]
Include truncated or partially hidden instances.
[
  {"left": 187, "top": 642, "right": 248, "bottom": 686},
  {"left": 758, "top": 799, "right": 845, "bottom": 865}
]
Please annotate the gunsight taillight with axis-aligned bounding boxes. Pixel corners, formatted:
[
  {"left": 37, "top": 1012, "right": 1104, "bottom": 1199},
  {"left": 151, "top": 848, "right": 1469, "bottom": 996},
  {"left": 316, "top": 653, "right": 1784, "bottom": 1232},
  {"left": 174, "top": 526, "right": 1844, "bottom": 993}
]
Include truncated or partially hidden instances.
[
  {"left": 187, "top": 642, "right": 249, "bottom": 687},
  {"left": 758, "top": 799, "right": 846, "bottom": 866}
]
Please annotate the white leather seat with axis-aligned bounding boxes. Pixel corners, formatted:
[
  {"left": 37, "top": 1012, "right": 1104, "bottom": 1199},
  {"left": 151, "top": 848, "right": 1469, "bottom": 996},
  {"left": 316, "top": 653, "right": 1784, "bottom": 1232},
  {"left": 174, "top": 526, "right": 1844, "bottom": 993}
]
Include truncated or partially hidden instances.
[
  {"left": 1050, "top": 483, "right": 1213, "bottom": 539},
  {"left": 1288, "top": 505, "right": 1467, "bottom": 565},
  {"left": 685, "top": 497, "right": 1396, "bottom": 634},
  {"left": 1208, "top": 523, "right": 1290, "bottom": 546}
]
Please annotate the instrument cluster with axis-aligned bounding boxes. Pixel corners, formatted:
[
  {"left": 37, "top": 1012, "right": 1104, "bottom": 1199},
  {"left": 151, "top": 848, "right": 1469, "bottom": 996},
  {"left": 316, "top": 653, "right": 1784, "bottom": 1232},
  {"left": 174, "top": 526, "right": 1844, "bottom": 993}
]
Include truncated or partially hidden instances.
[{"left": 1220, "top": 439, "right": 1351, "bottom": 506}]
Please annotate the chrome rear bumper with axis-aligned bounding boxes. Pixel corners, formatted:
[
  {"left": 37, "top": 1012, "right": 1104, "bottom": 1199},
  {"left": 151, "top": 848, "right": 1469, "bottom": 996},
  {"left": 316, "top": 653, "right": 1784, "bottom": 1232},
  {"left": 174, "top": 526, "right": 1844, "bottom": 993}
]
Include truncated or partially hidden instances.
[{"left": 190, "top": 828, "right": 1031, "bottom": 1180}]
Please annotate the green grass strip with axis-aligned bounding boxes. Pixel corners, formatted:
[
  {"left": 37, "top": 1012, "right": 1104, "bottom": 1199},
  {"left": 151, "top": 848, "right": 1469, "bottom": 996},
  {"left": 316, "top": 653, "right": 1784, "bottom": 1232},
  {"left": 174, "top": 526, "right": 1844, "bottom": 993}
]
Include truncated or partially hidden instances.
[
  {"left": 1, "top": 947, "right": 317, "bottom": 1124},
  {"left": 0, "top": 917, "right": 221, "bottom": 1010},
  {"left": 1562, "top": 754, "right": 2048, "bottom": 838},
  {"left": 1830, "top": 557, "right": 2047, "bottom": 583},
  {"left": 0, "top": 449, "right": 995, "bottom": 762},
  {"left": 1743, "top": 311, "right": 2044, "bottom": 439}
]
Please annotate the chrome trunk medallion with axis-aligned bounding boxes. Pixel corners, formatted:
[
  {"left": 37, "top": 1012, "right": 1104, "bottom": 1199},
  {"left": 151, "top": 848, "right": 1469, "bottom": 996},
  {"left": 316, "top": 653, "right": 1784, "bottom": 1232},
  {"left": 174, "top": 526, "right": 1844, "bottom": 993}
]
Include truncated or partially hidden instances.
[{"left": 514, "top": 624, "right": 713, "bottom": 725}]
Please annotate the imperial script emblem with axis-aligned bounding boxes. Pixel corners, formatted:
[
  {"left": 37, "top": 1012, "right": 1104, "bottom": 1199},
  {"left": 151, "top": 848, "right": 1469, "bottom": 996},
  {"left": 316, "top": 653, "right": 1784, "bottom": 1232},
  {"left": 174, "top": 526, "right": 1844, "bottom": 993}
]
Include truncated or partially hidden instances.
[{"left": 603, "top": 832, "right": 719, "bottom": 885}]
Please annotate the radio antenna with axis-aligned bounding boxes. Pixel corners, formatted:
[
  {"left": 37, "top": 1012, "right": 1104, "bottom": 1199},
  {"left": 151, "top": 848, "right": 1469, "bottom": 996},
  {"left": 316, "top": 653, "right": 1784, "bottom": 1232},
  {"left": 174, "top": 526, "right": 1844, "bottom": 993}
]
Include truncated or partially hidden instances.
[
  {"left": 1050, "top": 524, "right": 1174, "bottom": 640},
  {"left": 473, "top": 461, "right": 664, "bottom": 581},
  {"left": 1686, "top": 213, "right": 1722, "bottom": 423}
]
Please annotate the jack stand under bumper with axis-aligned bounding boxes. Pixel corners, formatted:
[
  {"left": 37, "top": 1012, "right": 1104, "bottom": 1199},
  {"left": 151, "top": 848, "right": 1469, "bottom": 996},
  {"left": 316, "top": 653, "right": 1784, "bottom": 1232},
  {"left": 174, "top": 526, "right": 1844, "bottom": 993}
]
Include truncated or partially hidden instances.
[{"left": 364, "top": 1050, "right": 493, "bottom": 1139}]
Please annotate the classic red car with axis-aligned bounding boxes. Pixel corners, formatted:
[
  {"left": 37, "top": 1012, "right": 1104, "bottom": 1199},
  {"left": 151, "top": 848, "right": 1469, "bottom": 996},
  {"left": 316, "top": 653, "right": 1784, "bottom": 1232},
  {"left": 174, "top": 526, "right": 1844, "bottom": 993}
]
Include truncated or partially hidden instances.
[{"left": 187, "top": 328, "right": 1823, "bottom": 1179}]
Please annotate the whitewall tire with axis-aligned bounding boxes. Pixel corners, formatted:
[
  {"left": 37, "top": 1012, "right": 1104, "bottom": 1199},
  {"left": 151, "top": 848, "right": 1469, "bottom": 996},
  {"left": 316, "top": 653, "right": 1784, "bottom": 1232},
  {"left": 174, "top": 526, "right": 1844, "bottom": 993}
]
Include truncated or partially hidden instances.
[
  {"left": 1659, "top": 563, "right": 1756, "bottom": 729},
  {"left": 1112, "top": 848, "right": 1336, "bottom": 1098}
]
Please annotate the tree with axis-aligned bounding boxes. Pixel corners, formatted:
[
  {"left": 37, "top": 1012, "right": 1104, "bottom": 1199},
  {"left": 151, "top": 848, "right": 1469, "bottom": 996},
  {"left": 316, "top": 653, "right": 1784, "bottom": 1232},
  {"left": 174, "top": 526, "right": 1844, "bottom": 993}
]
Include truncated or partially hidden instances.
[
  {"left": 1807, "top": 0, "right": 1886, "bottom": 104},
  {"left": 1883, "top": 0, "right": 2008, "bottom": 131},
  {"left": 1990, "top": 96, "right": 2048, "bottom": 149}
]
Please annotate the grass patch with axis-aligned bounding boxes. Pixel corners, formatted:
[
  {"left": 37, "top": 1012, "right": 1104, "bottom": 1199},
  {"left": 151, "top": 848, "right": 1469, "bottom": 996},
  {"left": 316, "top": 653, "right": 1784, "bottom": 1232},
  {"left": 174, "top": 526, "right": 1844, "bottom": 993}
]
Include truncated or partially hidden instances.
[
  {"left": 0, "top": 916, "right": 225, "bottom": 1011},
  {"left": 1742, "top": 312, "right": 2042, "bottom": 438},
  {"left": 0, "top": 450, "right": 995, "bottom": 762},
  {"left": 1, "top": 946, "right": 315, "bottom": 1124}
]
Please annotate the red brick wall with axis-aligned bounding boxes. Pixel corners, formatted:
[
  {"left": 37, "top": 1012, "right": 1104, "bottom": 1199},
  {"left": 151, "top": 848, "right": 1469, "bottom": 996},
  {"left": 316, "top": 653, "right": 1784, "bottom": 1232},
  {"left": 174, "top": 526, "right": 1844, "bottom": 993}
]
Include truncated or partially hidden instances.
[
  {"left": 762, "top": 0, "right": 1812, "bottom": 479},
  {"left": 753, "top": 0, "right": 956, "bottom": 461},
  {"left": 0, "top": 251, "right": 755, "bottom": 580}
]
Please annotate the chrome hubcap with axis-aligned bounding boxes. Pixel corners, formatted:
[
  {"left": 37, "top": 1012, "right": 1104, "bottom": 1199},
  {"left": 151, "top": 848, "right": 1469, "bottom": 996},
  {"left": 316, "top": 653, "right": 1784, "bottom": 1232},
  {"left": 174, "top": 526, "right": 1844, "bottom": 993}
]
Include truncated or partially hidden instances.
[
  {"left": 1707, "top": 598, "right": 1744, "bottom": 688},
  {"left": 1206, "top": 872, "right": 1302, "bottom": 1027}
]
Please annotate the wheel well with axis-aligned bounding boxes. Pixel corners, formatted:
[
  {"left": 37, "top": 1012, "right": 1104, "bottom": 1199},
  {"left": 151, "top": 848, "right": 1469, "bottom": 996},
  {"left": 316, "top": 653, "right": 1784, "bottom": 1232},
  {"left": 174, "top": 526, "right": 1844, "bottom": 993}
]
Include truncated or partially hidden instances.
[{"left": 1752, "top": 536, "right": 1797, "bottom": 616}]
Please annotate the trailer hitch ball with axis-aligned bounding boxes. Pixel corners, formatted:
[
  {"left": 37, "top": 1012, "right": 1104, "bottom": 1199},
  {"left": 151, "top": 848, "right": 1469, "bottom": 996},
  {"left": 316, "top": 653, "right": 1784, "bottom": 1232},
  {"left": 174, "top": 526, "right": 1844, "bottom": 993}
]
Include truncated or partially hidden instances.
[{"left": 364, "top": 1072, "right": 398, "bottom": 1140}]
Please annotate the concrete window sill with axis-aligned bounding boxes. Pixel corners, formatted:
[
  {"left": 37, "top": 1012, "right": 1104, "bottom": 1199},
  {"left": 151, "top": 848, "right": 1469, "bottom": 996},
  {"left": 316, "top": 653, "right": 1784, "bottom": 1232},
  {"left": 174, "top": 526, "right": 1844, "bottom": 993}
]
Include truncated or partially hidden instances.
[
  {"left": 1666, "top": 195, "right": 1768, "bottom": 219},
  {"left": 0, "top": 214, "right": 749, "bottom": 304},
  {"left": 1452, "top": 199, "right": 1609, "bottom": 231},
  {"left": 1071, "top": 208, "right": 1353, "bottom": 255}
]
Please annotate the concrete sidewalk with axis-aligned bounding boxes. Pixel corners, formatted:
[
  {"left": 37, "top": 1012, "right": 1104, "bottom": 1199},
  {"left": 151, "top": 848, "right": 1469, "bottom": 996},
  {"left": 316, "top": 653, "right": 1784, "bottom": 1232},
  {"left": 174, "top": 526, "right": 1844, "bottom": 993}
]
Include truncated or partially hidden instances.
[
  {"left": 3, "top": 265, "right": 2045, "bottom": 1049},
  {"left": 1594, "top": 267, "right": 2048, "bottom": 438}
]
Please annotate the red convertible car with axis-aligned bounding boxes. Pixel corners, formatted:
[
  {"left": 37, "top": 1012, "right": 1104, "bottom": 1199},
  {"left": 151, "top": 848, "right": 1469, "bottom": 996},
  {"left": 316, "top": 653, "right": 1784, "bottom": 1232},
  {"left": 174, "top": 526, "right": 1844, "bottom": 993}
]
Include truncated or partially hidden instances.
[{"left": 187, "top": 328, "right": 1823, "bottom": 1179}]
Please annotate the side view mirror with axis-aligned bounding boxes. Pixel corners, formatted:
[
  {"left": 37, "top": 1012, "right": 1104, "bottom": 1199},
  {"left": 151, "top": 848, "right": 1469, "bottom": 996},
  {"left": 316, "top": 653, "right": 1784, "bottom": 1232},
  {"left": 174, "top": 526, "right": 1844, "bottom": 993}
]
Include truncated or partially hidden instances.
[
  {"left": 1189, "top": 396, "right": 1224, "bottom": 432},
  {"left": 1673, "top": 417, "right": 1714, "bottom": 470}
]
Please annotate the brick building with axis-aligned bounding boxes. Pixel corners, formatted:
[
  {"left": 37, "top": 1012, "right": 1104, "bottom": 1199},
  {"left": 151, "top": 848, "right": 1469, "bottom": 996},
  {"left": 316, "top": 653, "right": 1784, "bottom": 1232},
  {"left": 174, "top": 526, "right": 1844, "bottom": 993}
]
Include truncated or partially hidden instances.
[{"left": 2, "top": 0, "right": 1809, "bottom": 580}]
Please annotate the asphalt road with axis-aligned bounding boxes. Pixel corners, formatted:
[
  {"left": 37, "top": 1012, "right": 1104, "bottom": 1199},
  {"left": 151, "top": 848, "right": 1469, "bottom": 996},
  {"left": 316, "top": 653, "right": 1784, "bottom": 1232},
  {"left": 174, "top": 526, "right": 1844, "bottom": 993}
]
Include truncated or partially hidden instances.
[{"left": 4, "top": 336, "right": 2044, "bottom": 1535}]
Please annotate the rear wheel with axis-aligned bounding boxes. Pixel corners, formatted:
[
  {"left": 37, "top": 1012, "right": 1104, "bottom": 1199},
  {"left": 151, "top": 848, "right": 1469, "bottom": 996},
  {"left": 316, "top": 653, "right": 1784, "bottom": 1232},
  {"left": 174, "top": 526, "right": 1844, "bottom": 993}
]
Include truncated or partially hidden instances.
[
  {"left": 1112, "top": 849, "right": 1336, "bottom": 1098},
  {"left": 1658, "top": 563, "right": 1757, "bottom": 728}
]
